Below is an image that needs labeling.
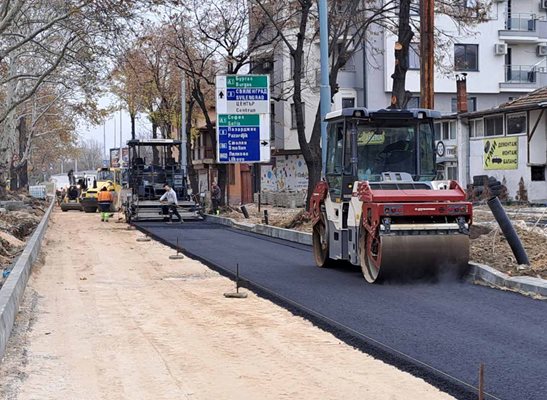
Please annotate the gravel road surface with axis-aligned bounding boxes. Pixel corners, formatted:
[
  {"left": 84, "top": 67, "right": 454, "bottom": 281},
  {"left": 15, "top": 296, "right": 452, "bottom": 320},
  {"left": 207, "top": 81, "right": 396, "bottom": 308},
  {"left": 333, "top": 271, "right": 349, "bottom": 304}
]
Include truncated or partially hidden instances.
[{"left": 0, "top": 211, "right": 452, "bottom": 400}]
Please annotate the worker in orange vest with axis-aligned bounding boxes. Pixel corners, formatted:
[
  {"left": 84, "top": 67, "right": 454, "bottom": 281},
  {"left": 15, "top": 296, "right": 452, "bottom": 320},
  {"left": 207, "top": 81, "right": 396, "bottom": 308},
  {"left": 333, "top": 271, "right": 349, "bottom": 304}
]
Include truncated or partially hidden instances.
[{"left": 97, "top": 186, "right": 114, "bottom": 222}]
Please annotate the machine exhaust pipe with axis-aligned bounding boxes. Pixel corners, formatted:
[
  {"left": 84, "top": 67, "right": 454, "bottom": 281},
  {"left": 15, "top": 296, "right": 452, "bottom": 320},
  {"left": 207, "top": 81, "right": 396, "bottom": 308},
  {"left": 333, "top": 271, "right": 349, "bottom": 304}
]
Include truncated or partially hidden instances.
[{"left": 487, "top": 196, "right": 530, "bottom": 266}]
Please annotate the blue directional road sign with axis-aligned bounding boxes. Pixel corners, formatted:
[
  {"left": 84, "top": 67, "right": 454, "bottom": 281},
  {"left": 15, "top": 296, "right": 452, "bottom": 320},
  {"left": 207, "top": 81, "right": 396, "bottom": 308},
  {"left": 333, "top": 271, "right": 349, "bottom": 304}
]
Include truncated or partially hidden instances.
[{"left": 217, "top": 114, "right": 271, "bottom": 163}]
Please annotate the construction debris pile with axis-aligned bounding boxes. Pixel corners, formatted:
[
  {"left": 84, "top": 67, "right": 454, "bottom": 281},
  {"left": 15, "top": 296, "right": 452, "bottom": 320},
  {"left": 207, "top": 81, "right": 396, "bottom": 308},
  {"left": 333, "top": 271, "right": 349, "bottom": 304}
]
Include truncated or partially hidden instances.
[
  {"left": 0, "top": 193, "right": 47, "bottom": 289},
  {"left": 471, "top": 205, "right": 547, "bottom": 279}
]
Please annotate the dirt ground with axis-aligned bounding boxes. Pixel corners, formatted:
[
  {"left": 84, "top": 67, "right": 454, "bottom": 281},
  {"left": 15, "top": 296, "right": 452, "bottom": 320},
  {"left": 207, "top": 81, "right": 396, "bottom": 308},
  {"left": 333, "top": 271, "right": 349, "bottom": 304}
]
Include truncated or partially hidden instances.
[
  {"left": 224, "top": 203, "right": 547, "bottom": 279},
  {"left": 0, "top": 193, "right": 47, "bottom": 289},
  {"left": 224, "top": 204, "right": 312, "bottom": 232},
  {"left": 0, "top": 210, "right": 452, "bottom": 400}
]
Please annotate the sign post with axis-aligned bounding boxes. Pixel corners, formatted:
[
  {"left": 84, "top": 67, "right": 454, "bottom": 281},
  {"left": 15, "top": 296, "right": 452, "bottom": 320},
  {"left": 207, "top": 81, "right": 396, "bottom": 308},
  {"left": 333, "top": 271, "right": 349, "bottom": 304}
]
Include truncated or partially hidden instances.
[{"left": 216, "top": 75, "right": 270, "bottom": 164}]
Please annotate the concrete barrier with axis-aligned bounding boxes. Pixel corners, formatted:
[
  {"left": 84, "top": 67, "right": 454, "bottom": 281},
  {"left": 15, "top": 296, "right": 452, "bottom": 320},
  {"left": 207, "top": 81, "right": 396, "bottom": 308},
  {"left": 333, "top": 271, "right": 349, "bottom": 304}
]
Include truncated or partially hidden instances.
[
  {"left": 0, "top": 198, "right": 54, "bottom": 360},
  {"left": 206, "top": 214, "right": 312, "bottom": 246},
  {"left": 469, "top": 262, "right": 547, "bottom": 299}
]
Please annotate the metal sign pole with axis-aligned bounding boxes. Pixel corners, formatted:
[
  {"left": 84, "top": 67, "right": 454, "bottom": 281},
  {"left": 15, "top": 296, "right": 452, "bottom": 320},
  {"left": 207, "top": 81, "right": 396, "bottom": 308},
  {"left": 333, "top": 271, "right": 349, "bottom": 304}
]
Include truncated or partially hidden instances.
[{"left": 319, "top": 0, "right": 331, "bottom": 177}]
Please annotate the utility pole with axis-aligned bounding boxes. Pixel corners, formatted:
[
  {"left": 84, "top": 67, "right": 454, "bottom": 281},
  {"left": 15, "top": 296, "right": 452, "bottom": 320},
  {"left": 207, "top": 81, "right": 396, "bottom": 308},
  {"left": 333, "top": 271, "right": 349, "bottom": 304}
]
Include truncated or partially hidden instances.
[
  {"left": 114, "top": 117, "right": 117, "bottom": 148},
  {"left": 318, "top": 0, "right": 331, "bottom": 176},
  {"left": 420, "top": 0, "right": 434, "bottom": 109},
  {"left": 103, "top": 122, "right": 106, "bottom": 161}
]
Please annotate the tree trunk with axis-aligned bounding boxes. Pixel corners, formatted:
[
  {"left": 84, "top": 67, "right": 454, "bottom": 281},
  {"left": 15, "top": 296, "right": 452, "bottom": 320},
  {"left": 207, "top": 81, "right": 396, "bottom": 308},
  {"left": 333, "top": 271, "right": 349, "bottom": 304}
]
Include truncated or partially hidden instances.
[
  {"left": 390, "top": 0, "right": 413, "bottom": 109},
  {"left": 151, "top": 122, "right": 160, "bottom": 164},
  {"left": 185, "top": 99, "right": 198, "bottom": 195},
  {"left": 0, "top": 56, "right": 19, "bottom": 188},
  {"left": 10, "top": 116, "right": 29, "bottom": 189},
  {"left": 291, "top": 1, "right": 313, "bottom": 207},
  {"left": 130, "top": 112, "right": 136, "bottom": 140}
]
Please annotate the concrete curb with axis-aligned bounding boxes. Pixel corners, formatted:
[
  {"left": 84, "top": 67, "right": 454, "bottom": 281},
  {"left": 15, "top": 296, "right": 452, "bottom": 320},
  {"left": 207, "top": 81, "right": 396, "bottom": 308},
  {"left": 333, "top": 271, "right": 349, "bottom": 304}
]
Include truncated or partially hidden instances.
[
  {"left": 205, "top": 214, "right": 312, "bottom": 246},
  {"left": 468, "top": 262, "right": 547, "bottom": 299},
  {"left": 0, "top": 198, "right": 55, "bottom": 360},
  {"left": 206, "top": 214, "right": 547, "bottom": 299}
]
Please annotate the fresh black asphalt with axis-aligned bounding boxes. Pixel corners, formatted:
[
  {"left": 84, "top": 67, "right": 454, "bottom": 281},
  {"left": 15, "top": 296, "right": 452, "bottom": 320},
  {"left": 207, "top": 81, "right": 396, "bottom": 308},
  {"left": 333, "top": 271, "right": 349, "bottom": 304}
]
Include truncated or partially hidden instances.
[{"left": 136, "top": 220, "right": 547, "bottom": 400}]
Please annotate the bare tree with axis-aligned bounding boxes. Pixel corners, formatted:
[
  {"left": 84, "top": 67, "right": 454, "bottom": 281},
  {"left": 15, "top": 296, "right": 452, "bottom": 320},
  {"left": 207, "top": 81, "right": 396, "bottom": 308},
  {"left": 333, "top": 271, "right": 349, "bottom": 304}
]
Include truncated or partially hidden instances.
[
  {"left": 76, "top": 139, "right": 103, "bottom": 171},
  {"left": 0, "top": 0, "right": 166, "bottom": 194},
  {"left": 166, "top": 1, "right": 280, "bottom": 204}
]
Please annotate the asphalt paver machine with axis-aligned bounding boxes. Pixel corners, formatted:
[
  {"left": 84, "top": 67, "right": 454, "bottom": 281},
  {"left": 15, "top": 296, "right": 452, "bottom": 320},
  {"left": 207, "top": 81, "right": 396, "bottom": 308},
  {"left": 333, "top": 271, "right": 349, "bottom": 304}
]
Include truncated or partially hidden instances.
[
  {"left": 124, "top": 139, "right": 202, "bottom": 222},
  {"left": 309, "top": 108, "right": 472, "bottom": 282}
]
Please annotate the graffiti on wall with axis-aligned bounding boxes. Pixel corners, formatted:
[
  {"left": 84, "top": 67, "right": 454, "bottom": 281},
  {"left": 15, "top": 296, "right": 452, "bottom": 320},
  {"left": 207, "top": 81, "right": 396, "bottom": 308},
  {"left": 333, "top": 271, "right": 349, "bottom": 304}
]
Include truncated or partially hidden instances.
[{"left": 261, "top": 155, "right": 308, "bottom": 191}]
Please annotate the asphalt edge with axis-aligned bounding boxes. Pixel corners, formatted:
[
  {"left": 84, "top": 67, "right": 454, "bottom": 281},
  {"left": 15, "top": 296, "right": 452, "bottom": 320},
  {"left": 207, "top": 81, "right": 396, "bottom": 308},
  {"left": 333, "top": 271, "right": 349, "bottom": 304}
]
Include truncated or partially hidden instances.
[
  {"left": 468, "top": 262, "right": 547, "bottom": 299},
  {"left": 207, "top": 214, "right": 547, "bottom": 300},
  {"left": 0, "top": 198, "right": 54, "bottom": 361},
  {"left": 205, "top": 214, "right": 312, "bottom": 245},
  {"left": 134, "top": 222, "right": 480, "bottom": 400}
]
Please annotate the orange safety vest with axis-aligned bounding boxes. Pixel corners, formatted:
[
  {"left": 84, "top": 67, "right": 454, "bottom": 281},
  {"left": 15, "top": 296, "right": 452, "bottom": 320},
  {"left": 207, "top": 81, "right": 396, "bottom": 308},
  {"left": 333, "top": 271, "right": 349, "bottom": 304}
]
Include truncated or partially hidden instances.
[{"left": 98, "top": 191, "right": 113, "bottom": 202}]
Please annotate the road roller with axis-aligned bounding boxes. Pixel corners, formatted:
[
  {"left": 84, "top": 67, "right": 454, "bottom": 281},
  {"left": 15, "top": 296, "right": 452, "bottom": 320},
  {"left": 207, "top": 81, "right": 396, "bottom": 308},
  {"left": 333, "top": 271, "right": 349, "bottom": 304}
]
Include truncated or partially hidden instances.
[{"left": 309, "top": 108, "right": 472, "bottom": 283}]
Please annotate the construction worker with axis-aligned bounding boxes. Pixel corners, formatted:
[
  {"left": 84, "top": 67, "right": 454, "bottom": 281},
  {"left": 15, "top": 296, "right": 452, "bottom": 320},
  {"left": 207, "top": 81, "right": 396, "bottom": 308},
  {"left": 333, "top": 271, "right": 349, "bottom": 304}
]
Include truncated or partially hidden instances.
[
  {"left": 97, "top": 186, "right": 113, "bottom": 222},
  {"left": 211, "top": 181, "right": 221, "bottom": 215},
  {"left": 160, "top": 183, "right": 183, "bottom": 224}
]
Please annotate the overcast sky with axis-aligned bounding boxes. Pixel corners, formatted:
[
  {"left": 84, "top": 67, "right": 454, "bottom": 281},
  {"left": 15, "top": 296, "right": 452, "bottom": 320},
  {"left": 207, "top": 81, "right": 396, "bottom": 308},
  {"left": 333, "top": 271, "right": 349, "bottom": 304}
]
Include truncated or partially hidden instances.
[{"left": 78, "top": 94, "right": 152, "bottom": 161}]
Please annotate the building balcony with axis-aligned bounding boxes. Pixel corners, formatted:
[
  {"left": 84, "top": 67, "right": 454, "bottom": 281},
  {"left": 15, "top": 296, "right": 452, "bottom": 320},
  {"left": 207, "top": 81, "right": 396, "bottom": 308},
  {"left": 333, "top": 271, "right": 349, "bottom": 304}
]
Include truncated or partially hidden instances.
[
  {"left": 499, "top": 14, "right": 547, "bottom": 43},
  {"left": 500, "top": 64, "right": 547, "bottom": 92},
  {"left": 192, "top": 146, "right": 215, "bottom": 165}
]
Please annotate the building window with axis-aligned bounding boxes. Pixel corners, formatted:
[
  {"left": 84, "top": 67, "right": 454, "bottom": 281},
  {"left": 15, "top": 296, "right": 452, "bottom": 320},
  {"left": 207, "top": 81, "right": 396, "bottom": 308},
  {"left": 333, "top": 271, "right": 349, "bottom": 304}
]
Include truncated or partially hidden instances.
[
  {"left": 469, "top": 118, "right": 484, "bottom": 138},
  {"left": 409, "top": 43, "right": 420, "bottom": 70},
  {"left": 506, "top": 112, "right": 527, "bottom": 135},
  {"left": 407, "top": 96, "right": 420, "bottom": 108},
  {"left": 435, "top": 121, "right": 457, "bottom": 140},
  {"left": 531, "top": 165, "right": 546, "bottom": 181},
  {"left": 454, "top": 44, "right": 478, "bottom": 71},
  {"left": 484, "top": 115, "right": 504, "bottom": 136},
  {"left": 342, "top": 97, "right": 355, "bottom": 109},
  {"left": 446, "top": 162, "right": 458, "bottom": 180},
  {"left": 291, "top": 103, "right": 305, "bottom": 129},
  {"left": 451, "top": 96, "right": 477, "bottom": 112},
  {"left": 434, "top": 122, "right": 441, "bottom": 141}
]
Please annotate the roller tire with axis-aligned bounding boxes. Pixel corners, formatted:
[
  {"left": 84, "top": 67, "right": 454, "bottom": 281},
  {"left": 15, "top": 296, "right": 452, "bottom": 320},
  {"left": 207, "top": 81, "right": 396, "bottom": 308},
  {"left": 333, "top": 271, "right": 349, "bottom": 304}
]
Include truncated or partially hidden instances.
[
  {"left": 359, "top": 228, "right": 382, "bottom": 283},
  {"left": 312, "top": 213, "right": 334, "bottom": 268}
]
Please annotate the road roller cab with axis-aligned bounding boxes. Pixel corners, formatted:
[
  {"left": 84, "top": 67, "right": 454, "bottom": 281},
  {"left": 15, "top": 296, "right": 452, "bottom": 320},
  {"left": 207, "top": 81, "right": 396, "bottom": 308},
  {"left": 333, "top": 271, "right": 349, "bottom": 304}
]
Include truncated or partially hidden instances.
[
  {"left": 80, "top": 168, "right": 122, "bottom": 213},
  {"left": 310, "top": 108, "right": 472, "bottom": 283}
]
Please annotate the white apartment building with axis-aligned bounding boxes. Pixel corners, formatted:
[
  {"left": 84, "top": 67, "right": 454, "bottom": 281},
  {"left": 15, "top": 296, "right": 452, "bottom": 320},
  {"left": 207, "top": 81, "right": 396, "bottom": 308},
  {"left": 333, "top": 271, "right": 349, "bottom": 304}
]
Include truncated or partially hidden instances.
[{"left": 252, "top": 0, "right": 547, "bottom": 195}]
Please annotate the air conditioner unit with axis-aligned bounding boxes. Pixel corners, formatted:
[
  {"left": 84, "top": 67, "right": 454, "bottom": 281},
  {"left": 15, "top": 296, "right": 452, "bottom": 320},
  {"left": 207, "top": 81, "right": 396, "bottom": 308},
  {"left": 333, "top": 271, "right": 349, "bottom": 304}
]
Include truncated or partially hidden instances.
[
  {"left": 494, "top": 43, "right": 508, "bottom": 55},
  {"left": 542, "top": 0, "right": 547, "bottom": 10},
  {"left": 538, "top": 44, "right": 547, "bottom": 56},
  {"left": 262, "top": 61, "right": 273, "bottom": 71}
]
